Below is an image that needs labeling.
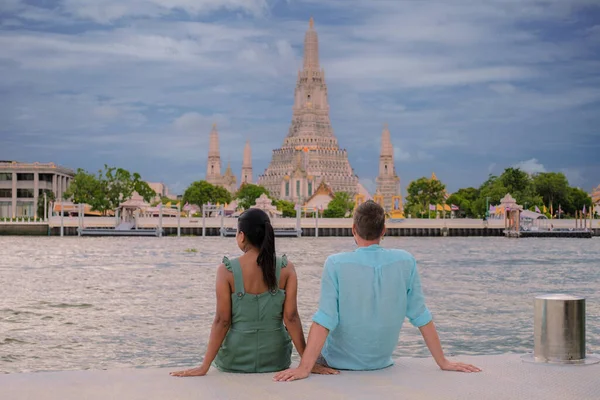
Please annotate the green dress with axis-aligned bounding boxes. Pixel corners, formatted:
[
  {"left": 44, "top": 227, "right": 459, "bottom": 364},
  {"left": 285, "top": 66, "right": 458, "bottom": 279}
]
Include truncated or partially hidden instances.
[{"left": 214, "top": 255, "right": 292, "bottom": 373}]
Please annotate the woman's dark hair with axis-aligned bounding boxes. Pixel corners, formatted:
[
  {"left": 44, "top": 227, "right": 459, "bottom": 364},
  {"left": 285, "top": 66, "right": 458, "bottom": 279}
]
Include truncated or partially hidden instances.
[{"left": 238, "top": 208, "right": 277, "bottom": 290}]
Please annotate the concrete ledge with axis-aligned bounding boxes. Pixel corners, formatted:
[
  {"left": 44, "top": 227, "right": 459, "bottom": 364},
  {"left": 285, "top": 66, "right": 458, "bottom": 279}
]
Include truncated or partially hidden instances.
[
  {"left": 0, "top": 223, "right": 48, "bottom": 235},
  {"left": 1, "top": 354, "right": 599, "bottom": 400}
]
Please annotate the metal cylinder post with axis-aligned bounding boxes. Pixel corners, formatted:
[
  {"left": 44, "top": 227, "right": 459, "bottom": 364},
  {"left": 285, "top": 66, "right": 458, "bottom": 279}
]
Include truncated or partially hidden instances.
[
  {"left": 60, "top": 203, "right": 64, "bottom": 237},
  {"left": 158, "top": 204, "right": 163, "bottom": 237},
  {"left": 535, "top": 294, "right": 584, "bottom": 363},
  {"left": 202, "top": 205, "right": 206, "bottom": 237},
  {"left": 43, "top": 193, "right": 47, "bottom": 222},
  {"left": 78, "top": 203, "right": 82, "bottom": 236},
  {"left": 295, "top": 205, "right": 301, "bottom": 237},
  {"left": 220, "top": 205, "right": 224, "bottom": 237},
  {"left": 177, "top": 203, "right": 181, "bottom": 238},
  {"left": 523, "top": 294, "right": 598, "bottom": 364}
]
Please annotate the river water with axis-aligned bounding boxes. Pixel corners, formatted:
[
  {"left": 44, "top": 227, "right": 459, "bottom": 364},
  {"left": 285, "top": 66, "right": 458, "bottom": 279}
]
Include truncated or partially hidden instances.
[{"left": 1, "top": 236, "right": 599, "bottom": 373}]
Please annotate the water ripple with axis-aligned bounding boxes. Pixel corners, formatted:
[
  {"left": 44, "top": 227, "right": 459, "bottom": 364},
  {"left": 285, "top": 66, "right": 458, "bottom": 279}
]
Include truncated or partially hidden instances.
[{"left": 0, "top": 236, "right": 598, "bottom": 373}]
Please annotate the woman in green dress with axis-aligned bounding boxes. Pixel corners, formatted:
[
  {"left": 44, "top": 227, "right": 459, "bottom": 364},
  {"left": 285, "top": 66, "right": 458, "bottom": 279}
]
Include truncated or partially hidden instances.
[{"left": 171, "top": 208, "right": 337, "bottom": 377}]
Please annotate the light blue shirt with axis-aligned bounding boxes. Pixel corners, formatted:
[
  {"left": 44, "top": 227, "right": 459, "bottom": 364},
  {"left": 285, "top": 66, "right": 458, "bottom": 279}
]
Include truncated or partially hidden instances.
[{"left": 312, "top": 245, "right": 432, "bottom": 371}]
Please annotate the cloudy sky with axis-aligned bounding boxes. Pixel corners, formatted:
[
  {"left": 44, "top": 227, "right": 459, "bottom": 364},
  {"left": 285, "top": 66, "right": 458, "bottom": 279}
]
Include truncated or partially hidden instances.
[{"left": 1, "top": 0, "right": 599, "bottom": 195}]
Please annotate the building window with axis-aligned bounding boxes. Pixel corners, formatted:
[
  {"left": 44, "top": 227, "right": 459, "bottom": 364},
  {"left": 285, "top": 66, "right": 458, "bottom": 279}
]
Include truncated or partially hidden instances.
[
  {"left": 385, "top": 165, "right": 388, "bottom": 174},
  {"left": 244, "top": 175, "right": 247, "bottom": 183},
  {"left": 296, "top": 181, "right": 301, "bottom": 198},
  {"left": 16, "top": 201, "right": 34, "bottom": 217},
  {"left": 0, "top": 189, "right": 11, "bottom": 198},
  {"left": 211, "top": 165, "right": 214, "bottom": 174},
  {"left": 0, "top": 173, "right": 12, "bottom": 181},
  {"left": 308, "top": 181, "right": 313, "bottom": 196},
  {"left": 17, "top": 189, "right": 34, "bottom": 198},
  {"left": 285, "top": 182, "right": 289, "bottom": 197},
  {"left": 17, "top": 173, "right": 34, "bottom": 181},
  {"left": 0, "top": 201, "right": 11, "bottom": 218},
  {"left": 39, "top": 174, "right": 53, "bottom": 183}
]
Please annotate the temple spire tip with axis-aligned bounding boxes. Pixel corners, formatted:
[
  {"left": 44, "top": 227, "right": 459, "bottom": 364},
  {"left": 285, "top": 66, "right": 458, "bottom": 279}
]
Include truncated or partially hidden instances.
[{"left": 309, "top": 16, "right": 314, "bottom": 29}]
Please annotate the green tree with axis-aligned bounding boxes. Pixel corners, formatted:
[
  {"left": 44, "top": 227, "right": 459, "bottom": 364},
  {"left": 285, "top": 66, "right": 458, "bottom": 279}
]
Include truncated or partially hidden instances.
[
  {"left": 498, "top": 167, "right": 541, "bottom": 207},
  {"left": 564, "top": 187, "right": 592, "bottom": 217},
  {"left": 499, "top": 168, "right": 530, "bottom": 194},
  {"left": 103, "top": 166, "right": 155, "bottom": 209},
  {"left": 471, "top": 175, "right": 506, "bottom": 217},
  {"left": 235, "top": 184, "right": 270, "bottom": 210},
  {"left": 405, "top": 177, "right": 447, "bottom": 218},
  {"left": 64, "top": 168, "right": 109, "bottom": 213},
  {"left": 182, "top": 181, "right": 232, "bottom": 208},
  {"left": 65, "top": 166, "right": 155, "bottom": 214},
  {"left": 37, "top": 189, "right": 55, "bottom": 219},
  {"left": 273, "top": 199, "right": 297, "bottom": 218},
  {"left": 470, "top": 169, "right": 542, "bottom": 216},
  {"left": 532, "top": 172, "right": 570, "bottom": 209},
  {"left": 212, "top": 185, "right": 233, "bottom": 205},
  {"left": 323, "top": 192, "right": 354, "bottom": 218},
  {"left": 446, "top": 187, "right": 479, "bottom": 218}
]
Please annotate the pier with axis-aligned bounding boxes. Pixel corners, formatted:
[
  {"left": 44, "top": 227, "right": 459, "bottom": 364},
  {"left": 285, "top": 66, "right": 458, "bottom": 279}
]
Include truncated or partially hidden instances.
[
  {"left": 46, "top": 217, "right": 598, "bottom": 237},
  {"left": 1, "top": 217, "right": 598, "bottom": 237},
  {"left": 1, "top": 353, "right": 598, "bottom": 400}
]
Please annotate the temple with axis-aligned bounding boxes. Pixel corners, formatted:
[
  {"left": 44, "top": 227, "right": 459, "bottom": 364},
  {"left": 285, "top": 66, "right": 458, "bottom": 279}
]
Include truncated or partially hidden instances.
[
  {"left": 592, "top": 185, "right": 599, "bottom": 208},
  {"left": 201, "top": 17, "right": 403, "bottom": 209},
  {"left": 205, "top": 123, "right": 222, "bottom": 187},
  {"left": 375, "top": 124, "right": 400, "bottom": 211},
  {"left": 241, "top": 140, "right": 253, "bottom": 185},
  {"left": 257, "top": 17, "right": 361, "bottom": 202},
  {"left": 204, "top": 124, "right": 242, "bottom": 194}
]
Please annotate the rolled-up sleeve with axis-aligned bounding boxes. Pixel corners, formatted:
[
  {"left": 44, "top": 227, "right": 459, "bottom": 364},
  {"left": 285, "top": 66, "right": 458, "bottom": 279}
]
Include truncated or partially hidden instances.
[
  {"left": 312, "top": 256, "right": 339, "bottom": 332},
  {"left": 406, "top": 259, "right": 432, "bottom": 327}
]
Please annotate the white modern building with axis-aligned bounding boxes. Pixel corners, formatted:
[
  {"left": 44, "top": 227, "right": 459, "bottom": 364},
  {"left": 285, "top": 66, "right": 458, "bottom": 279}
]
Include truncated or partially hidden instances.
[{"left": 0, "top": 161, "right": 75, "bottom": 219}]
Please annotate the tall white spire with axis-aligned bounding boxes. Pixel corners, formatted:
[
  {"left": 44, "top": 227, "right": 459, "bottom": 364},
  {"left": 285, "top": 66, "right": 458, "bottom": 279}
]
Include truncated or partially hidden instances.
[
  {"left": 241, "top": 140, "right": 253, "bottom": 185},
  {"left": 303, "top": 17, "right": 319, "bottom": 71},
  {"left": 380, "top": 123, "right": 394, "bottom": 160},
  {"left": 206, "top": 123, "right": 222, "bottom": 185},
  {"left": 376, "top": 124, "right": 400, "bottom": 211}
]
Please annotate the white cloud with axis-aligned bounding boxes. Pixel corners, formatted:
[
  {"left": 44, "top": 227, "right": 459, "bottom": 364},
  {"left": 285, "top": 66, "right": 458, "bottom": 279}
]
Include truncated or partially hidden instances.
[
  {"left": 489, "top": 83, "right": 517, "bottom": 94},
  {"left": 393, "top": 146, "right": 411, "bottom": 162},
  {"left": 514, "top": 158, "right": 546, "bottom": 174},
  {"left": 60, "top": 0, "right": 270, "bottom": 23},
  {"left": 93, "top": 105, "right": 122, "bottom": 119},
  {"left": 560, "top": 168, "right": 584, "bottom": 187},
  {"left": 173, "top": 112, "right": 226, "bottom": 133},
  {"left": 359, "top": 178, "right": 376, "bottom": 194},
  {"left": 1, "top": 0, "right": 598, "bottom": 194},
  {"left": 415, "top": 151, "right": 434, "bottom": 161}
]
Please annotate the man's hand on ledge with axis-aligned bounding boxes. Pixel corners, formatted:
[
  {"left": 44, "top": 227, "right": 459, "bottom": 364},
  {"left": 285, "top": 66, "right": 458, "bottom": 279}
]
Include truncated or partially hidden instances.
[
  {"left": 273, "top": 363, "right": 339, "bottom": 382},
  {"left": 438, "top": 358, "right": 482, "bottom": 373}
]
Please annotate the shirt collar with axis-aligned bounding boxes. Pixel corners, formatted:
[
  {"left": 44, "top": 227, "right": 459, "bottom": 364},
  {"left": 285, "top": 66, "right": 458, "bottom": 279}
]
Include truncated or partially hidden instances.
[{"left": 355, "top": 244, "right": 382, "bottom": 251}]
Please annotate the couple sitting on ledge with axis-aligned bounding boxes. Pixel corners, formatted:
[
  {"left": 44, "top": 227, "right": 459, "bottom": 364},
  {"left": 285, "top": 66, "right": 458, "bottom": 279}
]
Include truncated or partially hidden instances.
[{"left": 171, "top": 201, "right": 480, "bottom": 381}]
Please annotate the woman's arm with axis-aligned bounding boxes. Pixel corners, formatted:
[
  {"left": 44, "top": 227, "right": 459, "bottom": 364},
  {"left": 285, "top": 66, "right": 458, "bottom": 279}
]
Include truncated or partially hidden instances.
[
  {"left": 282, "top": 261, "right": 306, "bottom": 356},
  {"left": 171, "top": 263, "right": 232, "bottom": 377}
]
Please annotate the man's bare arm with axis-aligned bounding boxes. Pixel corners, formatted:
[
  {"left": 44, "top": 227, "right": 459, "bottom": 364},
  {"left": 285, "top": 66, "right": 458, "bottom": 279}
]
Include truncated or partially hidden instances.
[{"left": 419, "top": 321, "right": 481, "bottom": 373}]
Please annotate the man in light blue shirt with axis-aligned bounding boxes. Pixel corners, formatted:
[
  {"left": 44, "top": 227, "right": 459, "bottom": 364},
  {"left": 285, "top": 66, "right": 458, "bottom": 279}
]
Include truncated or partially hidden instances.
[{"left": 274, "top": 201, "right": 480, "bottom": 381}]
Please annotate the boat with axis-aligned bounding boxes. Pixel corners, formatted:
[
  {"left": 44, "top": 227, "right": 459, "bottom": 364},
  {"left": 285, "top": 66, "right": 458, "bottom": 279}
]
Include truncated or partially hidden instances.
[{"left": 78, "top": 222, "right": 162, "bottom": 237}]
